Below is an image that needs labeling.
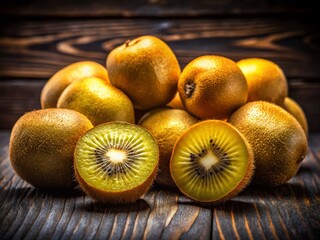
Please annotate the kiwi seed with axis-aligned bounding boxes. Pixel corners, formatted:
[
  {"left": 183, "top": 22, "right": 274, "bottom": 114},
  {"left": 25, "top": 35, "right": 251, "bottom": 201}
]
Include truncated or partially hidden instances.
[
  {"left": 74, "top": 121, "right": 159, "bottom": 203},
  {"left": 170, "top": 120, "right": 254, "bottom": 204}
]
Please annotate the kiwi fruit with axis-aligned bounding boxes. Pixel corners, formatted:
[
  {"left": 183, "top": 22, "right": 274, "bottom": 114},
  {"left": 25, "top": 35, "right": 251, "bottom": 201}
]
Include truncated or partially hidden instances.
[
  {"left": 229, "top": 101, "right": 307, "bottom": 186},
  {"left": 167, "top": 92, "right": 184, "bottom": 110},
  {"left": 9, "top": 109, "right": 93, "bottom": 188},
  {"left": 74, "top": 121, "right": 159, "bottom": 203},
  {"left": 41, "top": 61, "right": 109, "bottom": 108},
  {"left": 178, "top": 55, "right": 248, "bottom": 120},
  {"left": 106, "top": 35, "right": 181, "bottom": 110},
  {"left": 57, "top": 77, "right": 134, "bottom": 125},
  {"left": 170, "top": 120, "right": 254, "bottom": 204},
  {"left": 139, "top": 108, "right": 198, "bottom": 187},
  {"left": 237, "top": 58, "right": 288, "bottom": 106},
  {"left": 283, "top": 97, "right": 308, "bottom": 135}
]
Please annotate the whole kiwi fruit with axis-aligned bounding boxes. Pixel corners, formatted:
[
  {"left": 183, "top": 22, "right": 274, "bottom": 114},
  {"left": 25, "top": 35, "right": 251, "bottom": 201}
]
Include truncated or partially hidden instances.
[
  {"left": 170, "top": 120, "right": 254, "bottom": 204},
  {"left": 57, "top": 77, "right": 134, "bottom": 125},
  {"left": 283, "top": 97, "right": 308, "bottom": 135},
  {"left": 178, "top": 55, "right": 248, "bottom": 120},
  {"left": 74, "top": 121, "right": 159, "bottom": 203},
  {"left": 10, "top": 109, "right": 93, "bottom": 188},
  {"left": 139, "top": 108, "right": 198, "bottom": 187},
  {"left": 237, "top": 58, "right": 288, "bottom": 106},
  {"left": 106, "top": 35, "right": 181, "bottom": 110},
  {"left": 41, "top": 61, "right": 109, "bottom": 108},
  {"left": 166, "top": 92, "right": 184, "bottom": 110},
  {"left": 229, "top": 101, "right": 307, "bottom": 186}
]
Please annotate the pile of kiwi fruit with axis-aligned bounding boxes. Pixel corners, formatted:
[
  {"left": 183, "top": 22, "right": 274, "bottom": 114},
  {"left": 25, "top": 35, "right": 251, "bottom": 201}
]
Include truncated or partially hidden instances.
[{"left": 9, "top": 35, "right": 308, "bottom": 205}]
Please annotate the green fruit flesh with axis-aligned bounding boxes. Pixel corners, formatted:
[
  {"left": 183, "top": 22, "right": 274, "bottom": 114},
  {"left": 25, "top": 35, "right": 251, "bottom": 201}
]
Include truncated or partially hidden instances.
[{"left": 75, "top": 122, "right": 159, "bottom": 193}]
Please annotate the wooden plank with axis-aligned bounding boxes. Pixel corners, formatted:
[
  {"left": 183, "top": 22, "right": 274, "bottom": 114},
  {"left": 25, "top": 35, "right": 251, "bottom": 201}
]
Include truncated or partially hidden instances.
[
  {"left": 1, "top": 132, "right": 319, "bottom": 238},
  {"left": 0, "top": 0, "right": 315, "bottom": 17},
  {"left": 0, "top": 80, "right": 44, "bottom": 129},
  {"left": 0, "top": 131, "right": 211, "bottom": 239},
  {"left": 0, "top": 18, "right": 319, "bottom": 79},
  {"left": 211, "top": 146, "right": 320, "bottom": 239},
  {"left": 1, "top": 79, "right": 320, "bottom": 132}
]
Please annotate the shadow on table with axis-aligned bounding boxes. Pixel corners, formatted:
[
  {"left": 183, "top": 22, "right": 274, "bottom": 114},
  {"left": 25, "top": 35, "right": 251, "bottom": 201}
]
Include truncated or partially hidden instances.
[
  {"left": 177, "top": 197, "right": 256, "bottom": 212},
  {"left": 0, "top": 185, "right": 84, "bottom": 200},
  {"left": 238, "top": 181, "right": 312, "bottom": 200},
  {"left": 78, "top": 198, "right": 150, "bottom": 213}
]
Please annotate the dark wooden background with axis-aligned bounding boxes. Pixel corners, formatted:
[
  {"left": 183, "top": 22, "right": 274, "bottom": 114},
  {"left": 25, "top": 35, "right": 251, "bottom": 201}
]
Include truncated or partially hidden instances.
[
  {"left": 0, "top": 0, "right": 320, "bottom": 131},
  {"left": 0, "top": 1, "right": 320, "bottom": 239}
]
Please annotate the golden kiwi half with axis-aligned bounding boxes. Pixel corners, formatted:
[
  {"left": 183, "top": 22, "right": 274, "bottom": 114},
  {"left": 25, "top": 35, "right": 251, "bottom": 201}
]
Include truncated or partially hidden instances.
[
  {"left": 74, "top": 121, "right": 159, "bottom": 203},
  {"left": 170, "top": 120, "right": 254, "bottom": 204}
]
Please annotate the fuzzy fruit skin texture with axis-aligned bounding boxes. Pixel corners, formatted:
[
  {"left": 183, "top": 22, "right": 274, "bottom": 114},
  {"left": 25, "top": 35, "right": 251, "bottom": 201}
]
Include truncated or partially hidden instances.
[
  {"left": 139, "top": 108, "right": 198, "bottom": 187},
  {"left": 9, "top": 109, "right": 93, "bottom": 189},
  {"left": 284, "top": 97, "right": 308, "bottom": 135},
  {"left": 166, "top": 92, "right": 185, "bottom": 110},
  {"left": 229, "top": 101, "right": 307, "bottom": 186},
  {"left": 106, "top": 35, "right": 181, "bottom": 110},
  {"left": 41, "top": 61, "right": 109, "bottom": 108},
  {"left": 237, "top": 58, "right": 288, "bottom": 106},
  {"left": 170, "top": 120, "right": 254, "bottom": 205},
  {"left": 57, "top": 77, "right": 134, "bottom": 125},
  {"left": 178, "top": 55, "right": 248, "bottom": 120}
]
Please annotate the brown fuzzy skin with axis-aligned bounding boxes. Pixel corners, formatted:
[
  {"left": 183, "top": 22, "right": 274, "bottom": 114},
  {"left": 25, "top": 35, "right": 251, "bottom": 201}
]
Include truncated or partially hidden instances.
[
  {"left": 75, "top": 165, "right": 157, "bottom": 203},
  {"left": 139, "top": 108, "right": 198, "bottom": 187},
  {"left": 41, "top": 61, "right": 109, "bottom": 108},
  {"left": 57, "top": 77, "right": 134, "bottom": 125},
  {"left": 170, "top": 120, "right": 254, "bottom": 204},
  {"left": 237, "top": 58, "right": 288, "bottom": 106},
  {"left": 178, "top": 55, "right": 248, "bottom": 120},
  {"left": 166, "top": 92, "right": 185, "bottom": 110},
  {"left": 9, "top": 109, "right": 93, "bottom": 189},
  {"left": 106, "top": 35, "right": 181, "bottom": 110},
  {"left": 283, "top": 97, "right": 308, "bottom": 135},
  {"left": 229, "top": 101, "right": 307, "bottom": 186}
]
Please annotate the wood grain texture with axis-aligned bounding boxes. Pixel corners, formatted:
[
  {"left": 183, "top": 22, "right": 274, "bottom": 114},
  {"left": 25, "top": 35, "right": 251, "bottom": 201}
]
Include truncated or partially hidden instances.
[
  {"left": 0, "top": 18, "right": 319, "bottom": 79},
  {"left": 0, "top": 0, "right": 316, "bottom": 17},
  {"left": 0, "top": 80, "right": 44, "bottom": 129},
  {"left": 1, "top": 17, "right": 319, "bottom": 130},
  {"left": 0, "top": 131, "right": 319, "bottom": 239}
]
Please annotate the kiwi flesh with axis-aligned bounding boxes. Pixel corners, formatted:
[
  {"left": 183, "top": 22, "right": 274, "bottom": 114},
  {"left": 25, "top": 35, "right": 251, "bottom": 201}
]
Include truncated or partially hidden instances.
[
  {"left": 170, "top": 120, "right": 254, "bottom": 204},
  {"left": 74, "top": 121, "right": 159, "bottom": 203}
]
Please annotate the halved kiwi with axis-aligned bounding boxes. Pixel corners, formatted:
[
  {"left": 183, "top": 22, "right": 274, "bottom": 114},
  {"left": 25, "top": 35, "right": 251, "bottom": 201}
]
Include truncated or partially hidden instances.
[
  {"left": 170, "top": 120, "right": 254, "bottom": 204},
  {"left": 74, "top": 121, "right": 159, "bottom": 203}
]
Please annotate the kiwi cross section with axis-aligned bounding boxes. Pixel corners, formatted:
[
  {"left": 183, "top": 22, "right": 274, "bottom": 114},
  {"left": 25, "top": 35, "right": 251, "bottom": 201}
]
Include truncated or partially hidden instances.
[
  {"left": 93, "top": 138, "right": 143, "bottom": 178},
  {"left": 170, "top": 120, "right": 253, "bottom": 203},
  {"left": 189, "top": 138, "right": 232, "bottom": 178},
  {"left": 74, "top": 122, "right": 159, "bottom": 196}
]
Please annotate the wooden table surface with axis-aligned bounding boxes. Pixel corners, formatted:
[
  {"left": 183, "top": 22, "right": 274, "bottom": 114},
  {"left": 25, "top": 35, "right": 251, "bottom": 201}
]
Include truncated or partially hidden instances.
[
  {"left": 1, "top": 1, "right": 320, "bottom": 239},
  {"left": 1, "top": 132, "right": 320, "bottom": 239}
]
